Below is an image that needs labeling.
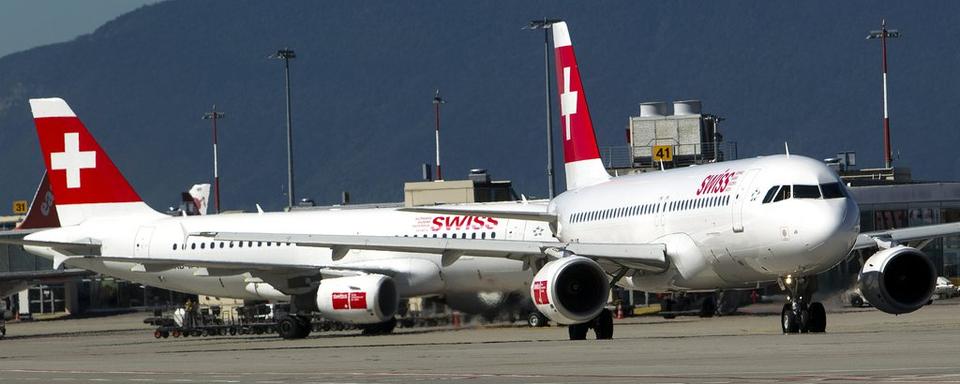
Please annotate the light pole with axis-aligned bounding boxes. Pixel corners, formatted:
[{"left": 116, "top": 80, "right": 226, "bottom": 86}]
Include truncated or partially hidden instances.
[
  {"left": 202, "top": 105, "right": 225, "bottom": 213},
  {"left": 271, "top": 48, "right": 296, "bottom": 209},
  {"left": 867, "top": 20, "right": 900, "bottom": 169},
  {"left": 525, "top": 18, "right": 562, "bottom": 198},
  {"left": 432, "top": 89, "right": 446, "bottom": 181}
]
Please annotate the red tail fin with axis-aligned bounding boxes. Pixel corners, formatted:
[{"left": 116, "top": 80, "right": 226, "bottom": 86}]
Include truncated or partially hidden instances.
[
  {"left": 16, "top": 172, "right": 61, "bottom": 230},
  {"left": 29, "top": 98, "right": 158, "bottom": 225},
  {"left": 552, "top": 22, "right": 610, "bottom": 190}
]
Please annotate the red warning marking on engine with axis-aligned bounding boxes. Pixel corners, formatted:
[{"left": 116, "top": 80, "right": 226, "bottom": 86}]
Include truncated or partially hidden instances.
[
  {"left": 332, "top": 292, "right": 350, "bottom": 310},
  {"left": 533, "top": 280, "right": 549, "bottom": 305},
  {"left": 332, "top": 291, "right": 368, "bottom": 310},
  {"left": 349, "top": 292, "right": 367, "bottom": 309}
]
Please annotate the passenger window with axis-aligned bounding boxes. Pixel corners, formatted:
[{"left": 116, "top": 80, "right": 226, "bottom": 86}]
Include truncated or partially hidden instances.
[
  {"left": 219, "top": 242, "right": 225, "bottom": 249},
  {"left": 200, "top": 243, "right": 205, "bottom": 249},
  {"left": 481, "top": 232, "right": 486, "bottom": 239},
  {"left": 773, "top": 185, "right": 792, "bottom": 202},
  {"left": 820, "top": 182, "right": 846, "bottom": 199},
  {"left": 442, "top": 234, "right": 447, "bottom": 238},
  {"left": 794, "top": 185, "right": 821, "bottom": 199},
  {"left": 172, "top": 244, "right": 177, "bottom": 250},
  {"left": 472, "top": 233, "right": 476, "bottom": 239},
  {"left": 191, "top": 243, "right": 196, "bottom": 250},
  {"left": 491, "top": 232, "right": 496, "bottom": 239}
]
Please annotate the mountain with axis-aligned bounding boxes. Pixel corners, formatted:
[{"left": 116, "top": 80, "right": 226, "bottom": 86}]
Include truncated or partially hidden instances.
[{"left": 2, "top": 1, "right": 959, "bottom": 212}]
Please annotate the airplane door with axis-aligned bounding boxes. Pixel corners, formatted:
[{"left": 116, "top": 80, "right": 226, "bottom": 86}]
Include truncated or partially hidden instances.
[
  {"left": 731, "top": 169, "right": 760, "bottom": 233},
  {"left": 656, "top": 196, "right": 669, "bottom": 227},
  {"left": 134, "top": 226, "right": 155, "bottom": 257}
]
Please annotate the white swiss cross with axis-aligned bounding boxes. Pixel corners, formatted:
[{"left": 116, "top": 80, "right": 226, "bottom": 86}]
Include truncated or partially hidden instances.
[
  {"left": 50, "top": 132, "right": 96, "bottom": 189},
  {"left": 560, "top": 66, "right": 578, "bottom": 141}
]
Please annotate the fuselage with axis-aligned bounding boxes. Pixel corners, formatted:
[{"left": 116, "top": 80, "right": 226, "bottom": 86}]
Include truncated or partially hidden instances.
[
  {"left": 551, "top": 154, "right": 861, "bottom": 291},
  {"left": 25, "top": 202, "right": 548, "bottom": 301},
  {"left": 25, "top": 155, "right": 859, "bottom": 300}
]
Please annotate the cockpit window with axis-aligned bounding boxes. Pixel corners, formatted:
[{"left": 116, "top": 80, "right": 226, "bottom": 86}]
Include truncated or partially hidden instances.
[
  {"left": 820, "top": 182, "right": 846, "bottom": 199},
  {"left": 773, "top": 185, "right": 792, "bottom": 202},
  {"left": 762, "top": 186, "right": 779, "bottom": 204},
  {"left": 793, "top": 185, "right": 821, "bottom": 199}
]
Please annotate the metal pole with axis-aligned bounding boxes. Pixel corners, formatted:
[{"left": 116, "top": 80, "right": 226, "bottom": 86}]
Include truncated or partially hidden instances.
[
  {"left": 203, "top": 105, "right": 225, "bottom": 214},
  {"left": 526, "top": 19, "right": 562, "bottom": 197},
  {"left": 880, "top": 22, "right": 892, "bottom": 169},
  {"left": 271, "top": 48, "right": 297, "bottom": 209},
  {"left": 433, "top": 90, "right": 445, "bottom": 180},
  {"left": 213, "top": 109, "right": 220, "bottom": 213},
  {"left": 283, "top": 57, "right": 295, "bottom": 209},
  {"left": 543, "top": 24, "right": 556, "bottom": 198},
  {"left": 868, "top": 20, "right": 899, "bottom": 169}
]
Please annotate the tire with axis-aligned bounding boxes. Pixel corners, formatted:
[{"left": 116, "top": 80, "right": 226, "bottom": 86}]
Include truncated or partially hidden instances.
[
  {"left": 806, "top": 302, "right": 826, "bottom": 333},
  {"left": 661, "top": 299, "right": 676, "bottom": 319},
  {"left": 594, "top": 309, "right": 614, "bottom": 340},
  {"left": 851, "top": 295, "right": 863, "bottom": 307},
  {"left": 781, "top": 303, "right": 799, "bottom": 334},
  {"left": 527, "top": 312, "right": 547, "bottom": 328},
  {"left": 361, "top": 317, "right": 397, "bottom": 336},
  {"left": 699, "top": 298, "right": 717, "bottom": 318},
  {"left": 278, "top": 316, "right": 306, "bottom": 339},
  {"left": 161, "top": 331, "right": 169, "bottom": 339},
  {"left": 172, "top": 329, "right": 181, "bottom": 338},
  {"left": 154, "top": 329, "right": 163, "bottom": 339},
  {"left": 568, "top": 322, "right": 589, "bottom": 340},
  {"left": 229, "top": 327, "right": 237, "bottom": 336}
]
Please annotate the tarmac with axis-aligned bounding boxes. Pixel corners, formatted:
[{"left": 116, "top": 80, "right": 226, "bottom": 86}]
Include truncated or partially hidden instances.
[{"left": 1, "top": 299, "right": 959, "bottom": 384}]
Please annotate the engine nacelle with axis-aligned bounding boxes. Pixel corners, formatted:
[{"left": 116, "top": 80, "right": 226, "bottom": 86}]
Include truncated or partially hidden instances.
[
  {"left": 316, "top": 274, "right": 399, "bottom": 324},
  {"left": 859, "top": 245, "right": 936, "bottom": 314},
  {"left": 531, "top": 255, "right": 609, "bottom": 324}
]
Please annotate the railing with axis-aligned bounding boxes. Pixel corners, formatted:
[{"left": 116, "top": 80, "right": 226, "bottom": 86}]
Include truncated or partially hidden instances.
[{"left": 599, "top": 142, "right": 738, "bottom": 169}]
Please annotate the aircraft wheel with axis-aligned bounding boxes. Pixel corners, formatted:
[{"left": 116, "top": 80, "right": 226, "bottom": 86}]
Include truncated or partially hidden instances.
[
  {"left": 567, "top": 322, "right": 589, "bottom": 340},
  {"left": 661, "top": 299, "right": 676, "bottom": 319},
  {"left": 699, "top": 297, "right": 716, "bottom": 318},
  {"left": 527, "top": 312, "right": 547, "bottom": 328},
  {"left": 594, "top": 309, "right": 614, "bottom": 340},
  {"left": 278, "top": 316, "right": 306, "bottom": 339},
  {"left": 806, "top": 302, "right": 826, "bottom": 333},
  {"left": 154, "top": 329, "right": 162, "bottom": 339},
  {"left": 781, "top": 304, "right": 799, "bottom": 334}
]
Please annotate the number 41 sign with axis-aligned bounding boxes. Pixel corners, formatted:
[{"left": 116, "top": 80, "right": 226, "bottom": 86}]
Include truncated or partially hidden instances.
[{"left": 652, "top": 145, "right": 673, "bottom": 161}]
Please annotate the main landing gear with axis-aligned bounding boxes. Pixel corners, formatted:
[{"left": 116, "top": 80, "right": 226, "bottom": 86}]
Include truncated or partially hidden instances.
[
  {"left": 568, "top": 308, "right": 614, "bottom": 340},
  {"left": 277, "top": 315, "right": 312, "bottom": 339},
  {"left": 779, "top": 275, "right": 826, "bottom": 334}
]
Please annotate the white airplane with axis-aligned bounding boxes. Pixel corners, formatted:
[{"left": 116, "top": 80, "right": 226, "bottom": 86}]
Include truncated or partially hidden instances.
[
  {"left": 173, "top": 21, "right": 954, "bottom": 340},
  {"left": 0, "top": 101, "right": 545, "bottom": 338},
  {"left": 8, "top": 22, "right": 955, "bottom": 343}
]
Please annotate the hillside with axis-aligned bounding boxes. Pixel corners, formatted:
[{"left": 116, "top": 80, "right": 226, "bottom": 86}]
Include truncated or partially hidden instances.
[{"left": 1, "top": 1, "right": 958, "bottom": 211}]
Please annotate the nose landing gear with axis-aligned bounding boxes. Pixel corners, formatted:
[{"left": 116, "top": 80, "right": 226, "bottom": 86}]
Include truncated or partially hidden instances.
[{"left": 779, "top": 275, "right": 826, "bottom": 334}]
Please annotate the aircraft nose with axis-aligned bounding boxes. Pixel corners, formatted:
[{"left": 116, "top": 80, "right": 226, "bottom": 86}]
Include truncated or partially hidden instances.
[{"left": 806, "top": 197, "right": 860, "bottom": 255}]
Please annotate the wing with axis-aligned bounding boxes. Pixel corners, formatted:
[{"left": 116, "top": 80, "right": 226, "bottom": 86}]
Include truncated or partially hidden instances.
[
  {"left": 854, "top": 222, "right": 960, "bottom": 250},
  {"left": 203, "top": 232, "right": 668, "bottom": 272}
]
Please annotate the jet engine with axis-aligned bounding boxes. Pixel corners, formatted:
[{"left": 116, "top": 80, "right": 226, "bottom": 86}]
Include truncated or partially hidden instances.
[
  {"left": 316, "top": 274, "right": 399, "bottom": 324},
  {"left": 859, "top": 245, "right": 937, "bottom": 314},
  {"left": 530, "top": 255, "right": 609, "bottom": 324}
]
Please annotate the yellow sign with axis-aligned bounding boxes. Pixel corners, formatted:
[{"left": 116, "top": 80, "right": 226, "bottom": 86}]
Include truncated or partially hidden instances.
[
  {"left": 652, "top": 145, "right": 674, "bottom": 161},
  {"left": 13, "top": 200, "right": 28, "bottom": 215}
]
